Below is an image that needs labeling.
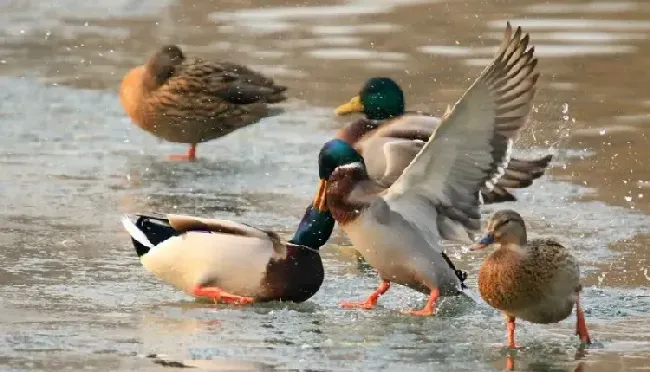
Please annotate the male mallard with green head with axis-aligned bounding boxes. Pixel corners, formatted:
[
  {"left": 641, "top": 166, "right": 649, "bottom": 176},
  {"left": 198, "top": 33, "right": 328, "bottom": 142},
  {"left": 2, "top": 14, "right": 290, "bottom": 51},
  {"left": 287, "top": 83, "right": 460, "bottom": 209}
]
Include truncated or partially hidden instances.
[
  {"left": 334, "top": 77, "right": 552, "bottom": 204},
  {"left": 120, "top": 45, "right": 287, "bottom": 161},
  {"left": 311, "top": 22, "right": 538, "bottom": 315},
  {"left": 471, "top": 209, "right": 591, "bottom": 347},
  {"left": 120, "top": 136, "right": 367, "bottom": 304},
  {"left": 121, "top": 202, "right": 335, "bottom": 304}
]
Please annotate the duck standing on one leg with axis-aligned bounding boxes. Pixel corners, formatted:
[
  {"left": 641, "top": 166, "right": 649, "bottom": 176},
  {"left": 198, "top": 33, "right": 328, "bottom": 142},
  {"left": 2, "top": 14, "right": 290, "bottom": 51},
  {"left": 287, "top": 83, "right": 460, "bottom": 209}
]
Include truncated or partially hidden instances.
[
  {"left": 119, "top": 45, "right": 287, "bottom": 161},
  {"left": 311, "top": 22, "right": 539, "bottom": 315},
  {"left": 471, "top": 209, "right": 592, "bottom": 347},
  {"left": 333, "top": 77, "right": 553, "bottom": 204}
]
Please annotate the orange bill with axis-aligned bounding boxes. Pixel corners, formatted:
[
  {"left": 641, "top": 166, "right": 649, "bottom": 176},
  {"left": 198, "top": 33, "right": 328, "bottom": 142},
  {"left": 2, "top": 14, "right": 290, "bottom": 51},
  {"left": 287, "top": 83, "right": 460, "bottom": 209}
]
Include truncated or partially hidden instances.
[{"left": 312, "top": 179, "right": 328, "bottom": 212}]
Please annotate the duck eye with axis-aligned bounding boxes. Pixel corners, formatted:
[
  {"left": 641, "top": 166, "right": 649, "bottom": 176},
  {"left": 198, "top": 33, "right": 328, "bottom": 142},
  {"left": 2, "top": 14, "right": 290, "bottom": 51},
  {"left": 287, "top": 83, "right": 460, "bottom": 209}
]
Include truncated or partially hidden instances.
[{"left": 494, "top": 219, "right": 511, "bottom": 230}]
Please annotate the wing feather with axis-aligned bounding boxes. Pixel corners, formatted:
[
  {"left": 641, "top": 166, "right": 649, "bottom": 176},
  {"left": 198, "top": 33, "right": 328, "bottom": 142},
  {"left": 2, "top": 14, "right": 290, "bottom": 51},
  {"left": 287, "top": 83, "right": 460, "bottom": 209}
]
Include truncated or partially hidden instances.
[{"left": 383, "top": 22, "right": 539, "bottom": 243}]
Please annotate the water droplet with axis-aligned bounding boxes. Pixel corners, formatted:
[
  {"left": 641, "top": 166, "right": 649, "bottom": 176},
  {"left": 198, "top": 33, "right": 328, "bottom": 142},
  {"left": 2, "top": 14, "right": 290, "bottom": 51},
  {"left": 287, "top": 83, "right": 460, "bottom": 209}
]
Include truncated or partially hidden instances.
[
  {"left": 561, "top": 103, "right": 569, "bottom": 114},
  {"left": 624, "top": 196, "right": 632, "bottom": 202},
  {"left": 599, "top": 129, "right": 606, "bottom": 135}
]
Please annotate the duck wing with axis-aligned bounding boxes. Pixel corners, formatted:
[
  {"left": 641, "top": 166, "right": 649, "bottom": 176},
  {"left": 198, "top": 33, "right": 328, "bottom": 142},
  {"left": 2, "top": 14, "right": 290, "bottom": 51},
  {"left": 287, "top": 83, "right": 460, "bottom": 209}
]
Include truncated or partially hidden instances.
[
  {"left": 382, "top": 22, "right": 539, "bottom": 243},
  {"left": 165, "top": 58, "right": 287, "bottom": 106},
  {"left": 358, "top": 114, "right": 552, "bottom": 203},
  {"left": 122, "top": 213, "right": 283, "bottom": 256}
]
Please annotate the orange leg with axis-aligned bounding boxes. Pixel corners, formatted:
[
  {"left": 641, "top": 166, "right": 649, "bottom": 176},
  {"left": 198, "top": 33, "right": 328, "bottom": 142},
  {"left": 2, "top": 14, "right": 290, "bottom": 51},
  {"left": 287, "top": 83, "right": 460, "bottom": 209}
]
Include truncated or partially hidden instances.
[
  {"left": 506, "top": 315, "right": 521, "bottom": 348},
  {"left": 506, "top": 355, "right": 515, "bottom": 371},
  {"left": 340, "top": 280, "right": 390, "bottom": 310},
  {"left": 192, "top": 284, "right": 254, "bottom": 305},
  {"left": 169, "top": 144, "right": 197, "bottom": 162},
  {"left": 403, "top": 289, "right": 440, "bottom": 316},
  {"left": 575, "top": 294, "right": 592, "bottom": 344}
]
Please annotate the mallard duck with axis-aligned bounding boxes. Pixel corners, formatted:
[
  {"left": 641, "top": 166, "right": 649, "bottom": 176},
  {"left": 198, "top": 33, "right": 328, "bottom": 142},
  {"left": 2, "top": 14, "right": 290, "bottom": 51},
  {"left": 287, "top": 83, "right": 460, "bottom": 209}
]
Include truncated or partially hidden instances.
[
  {"left": 120, "top": 201, "right": 336, "bottom": 304},
  {"left": 471, "top": 209, "right": 591, "bottom": 347},
  {"left": 311, "top": 22, "right": 539, "bottom": 315},
  {"left": 334, "top": 77, "right": 552, "bottom": 204},
  {"left": 119, "top": 45, "right": 287, "bottom": 161}
]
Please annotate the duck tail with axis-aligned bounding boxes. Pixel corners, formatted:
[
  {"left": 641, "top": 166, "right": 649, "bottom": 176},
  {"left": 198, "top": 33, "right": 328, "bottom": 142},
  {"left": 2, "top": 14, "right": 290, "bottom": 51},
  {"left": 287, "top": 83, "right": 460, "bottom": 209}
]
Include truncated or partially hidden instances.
[
  {"left": 441, "top": 251, "right": 480, "bottom": 303},
  {"left": 121, "top": 214, "right": 177, "bottom": 257}
]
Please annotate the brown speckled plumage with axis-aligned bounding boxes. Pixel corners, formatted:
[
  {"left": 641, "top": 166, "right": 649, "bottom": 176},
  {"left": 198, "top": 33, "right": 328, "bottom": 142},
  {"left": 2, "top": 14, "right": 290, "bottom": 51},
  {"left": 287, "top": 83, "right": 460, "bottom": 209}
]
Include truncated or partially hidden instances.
[
  {"left": 120, "top": 45, "right": 287, "bottom": 145},
  {"left": 476, "top": 210, "right": 583, "bottom": 324}
]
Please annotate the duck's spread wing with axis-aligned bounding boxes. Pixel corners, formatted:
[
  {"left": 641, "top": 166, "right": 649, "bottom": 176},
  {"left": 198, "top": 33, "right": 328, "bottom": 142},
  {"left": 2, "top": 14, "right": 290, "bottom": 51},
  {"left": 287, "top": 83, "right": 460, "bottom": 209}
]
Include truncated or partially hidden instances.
[
  {"left": 381, "top": 139, "right": 425, "bottom": 186},
  {"left": 365, "top": 115, "right": 551, "bottom": 204},
  {"left": 356, "top": 115, "right": 438, "bottom": 185},
  {"left": 481, "top": 154, "right": 553, "bottom": 203},
  {"left": 383, "top": 22, "right": 539, "bottom": 243}
]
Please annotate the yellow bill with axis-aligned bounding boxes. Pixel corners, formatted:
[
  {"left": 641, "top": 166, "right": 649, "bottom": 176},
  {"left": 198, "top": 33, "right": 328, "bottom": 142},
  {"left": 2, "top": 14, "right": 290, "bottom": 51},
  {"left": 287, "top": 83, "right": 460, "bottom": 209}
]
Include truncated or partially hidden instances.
[{"left": 335, "top": 95, "right": 364, "bottom": 116}]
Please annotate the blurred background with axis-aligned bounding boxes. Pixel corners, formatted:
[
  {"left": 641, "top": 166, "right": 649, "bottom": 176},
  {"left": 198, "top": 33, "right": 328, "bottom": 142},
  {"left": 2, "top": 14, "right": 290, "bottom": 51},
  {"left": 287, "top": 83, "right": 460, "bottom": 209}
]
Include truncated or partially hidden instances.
[{"left": 0, "top": 0, "right": 649, "bottom": 371}]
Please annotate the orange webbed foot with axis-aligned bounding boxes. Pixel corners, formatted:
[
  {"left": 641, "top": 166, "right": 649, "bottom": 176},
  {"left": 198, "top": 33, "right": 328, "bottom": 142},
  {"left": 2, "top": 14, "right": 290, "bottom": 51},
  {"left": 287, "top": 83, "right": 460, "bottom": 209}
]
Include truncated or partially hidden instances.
[
  {"left": 400, "top": 288, "right": 439, "bottom": 317},
  {"left": 339, "top": 280, "right": 390, "bottom": 311},
  {"left": 340, "top": 300, "right": 377, "bottom": 310},
  {"left": 192, "top": 285, "right": 254, "bottom": 306},
  {"left": 168, "top": 154, "right": 196, "bottom": 162},
  {"left": 401, "top": 307, "right": 436, "bottom": 316}
]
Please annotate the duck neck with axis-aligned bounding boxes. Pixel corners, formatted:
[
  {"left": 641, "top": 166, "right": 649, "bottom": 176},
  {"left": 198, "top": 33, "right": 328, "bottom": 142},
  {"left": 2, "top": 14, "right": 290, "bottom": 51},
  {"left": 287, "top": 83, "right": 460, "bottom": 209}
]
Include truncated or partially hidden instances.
[
  {"left": 289, "top": 205, "right": 335, "bottom": 249},
  {"left": 336, "top": 118, "right": 381, "bottom": 145},
  {"left": 327, "top": 176, "right": 376, "bottom": 225},
  {"left": 500, "top": 224, "right": 528, "bottom": 247}
]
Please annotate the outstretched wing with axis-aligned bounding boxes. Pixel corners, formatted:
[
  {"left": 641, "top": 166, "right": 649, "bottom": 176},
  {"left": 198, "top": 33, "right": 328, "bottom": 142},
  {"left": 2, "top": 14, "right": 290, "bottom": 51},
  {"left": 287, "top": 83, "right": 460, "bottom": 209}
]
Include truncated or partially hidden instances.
[{"left": 383, "top": 22, "right": 539, "bottom": 243}]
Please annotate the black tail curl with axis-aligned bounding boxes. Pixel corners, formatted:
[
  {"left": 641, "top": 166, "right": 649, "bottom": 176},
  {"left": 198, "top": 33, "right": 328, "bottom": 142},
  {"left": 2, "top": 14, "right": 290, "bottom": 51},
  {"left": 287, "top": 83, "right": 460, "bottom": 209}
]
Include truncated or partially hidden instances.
[{"left": 441, "top": 251, "right": 469, "bottom": 289}]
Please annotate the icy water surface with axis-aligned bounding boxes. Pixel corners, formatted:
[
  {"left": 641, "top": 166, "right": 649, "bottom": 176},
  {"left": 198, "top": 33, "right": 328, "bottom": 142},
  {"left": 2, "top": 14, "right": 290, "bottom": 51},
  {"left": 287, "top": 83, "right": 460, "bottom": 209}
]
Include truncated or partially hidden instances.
[{"left": 1, "top": 0, "right": 650, "bottom": 371}]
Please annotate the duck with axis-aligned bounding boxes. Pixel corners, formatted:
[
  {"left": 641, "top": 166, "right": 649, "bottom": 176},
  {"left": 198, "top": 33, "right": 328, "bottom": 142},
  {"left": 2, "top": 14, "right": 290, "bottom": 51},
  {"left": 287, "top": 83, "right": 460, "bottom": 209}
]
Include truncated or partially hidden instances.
[
  {"left": 119, "top": 45, "right": 287, "bottom": 161},
  {"left": 310, "top": 22, "right": 539, "bottom": 315},
  {"left": 334, "top": 77, "right": 553, "bottom": 204},
  {"left": 120, "top": 200, "right": 337, "bottom": 304},
  {"left": 471, "top": 209, "right": 592, "bottom": 347}
]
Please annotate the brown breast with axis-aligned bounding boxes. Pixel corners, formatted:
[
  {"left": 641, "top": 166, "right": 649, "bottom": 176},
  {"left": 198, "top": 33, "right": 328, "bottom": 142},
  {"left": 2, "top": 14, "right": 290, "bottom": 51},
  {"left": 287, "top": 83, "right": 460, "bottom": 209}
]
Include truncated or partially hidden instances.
[
  {"left": 477, "top": 248, "right": 540, "bottom": 312},
  {"left": 258, "top": 244, "right": 324, "bottom": 303},
  {"left": 119, "top": 66, "right": 146, "bottom": 129}
]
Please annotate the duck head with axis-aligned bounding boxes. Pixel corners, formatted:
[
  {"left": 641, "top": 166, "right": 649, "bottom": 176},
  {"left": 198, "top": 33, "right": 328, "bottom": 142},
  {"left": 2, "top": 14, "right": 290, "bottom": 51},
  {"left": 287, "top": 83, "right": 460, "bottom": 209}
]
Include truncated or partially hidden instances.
[
  {"left": 335, "top": 77, "right": 405, "bottom": 120},
  {"left": 471, "top": 209, "right": 528, "bottom": 250},
  {"left": 290, "top": 140, "right": 364, "bottom": 248},
  {"left": 144, "top": 45, "right": 186, "bottom": 90},
  {"left": 312, "top": 139, "right": 372, "bottom": 224}
]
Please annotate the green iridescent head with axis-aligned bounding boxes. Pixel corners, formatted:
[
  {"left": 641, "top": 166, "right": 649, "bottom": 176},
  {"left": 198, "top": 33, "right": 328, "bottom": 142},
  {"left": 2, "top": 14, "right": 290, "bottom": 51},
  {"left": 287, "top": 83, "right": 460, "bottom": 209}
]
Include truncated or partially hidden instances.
[
  {"left": 290, "top": 140, "right": 365, "bottom": 249},
  {"left": 335, "top": 77, "right": 405, "bottom": 120},
  {"left": 317, "top": 139, "right": 365, "bottom": 181}
]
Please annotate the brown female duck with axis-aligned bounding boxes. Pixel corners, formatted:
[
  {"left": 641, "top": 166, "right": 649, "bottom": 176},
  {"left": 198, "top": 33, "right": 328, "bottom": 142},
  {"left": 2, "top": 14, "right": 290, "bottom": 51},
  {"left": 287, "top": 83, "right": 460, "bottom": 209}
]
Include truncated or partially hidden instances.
[
  {"left": 334, "top": 77, "right": 553, "bottom": 204},
  {"left": 471, "top": 209, "right": 592, "bottom": 347},
  {"left": 119, "top": 45, "right": 287, "bottom": 161}
]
